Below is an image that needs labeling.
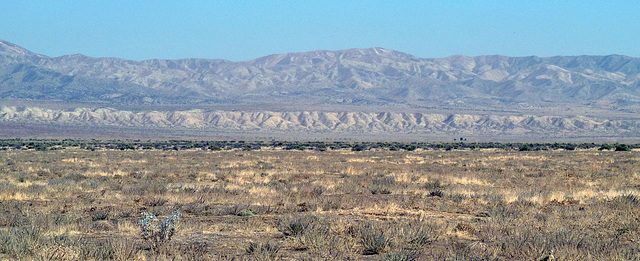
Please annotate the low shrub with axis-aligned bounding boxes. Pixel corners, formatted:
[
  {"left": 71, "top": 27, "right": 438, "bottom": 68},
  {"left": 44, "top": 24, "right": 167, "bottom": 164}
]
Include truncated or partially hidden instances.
[
  {"left": 359, "top": 223, "right": 391, "bottom": 255},
  {"left": 394, "top": 219, "right": 441, "bottom": 248},
  {"left": 429, "top": 189, "right": 444, "bottom": 197},
  {"left": 138, "top": 209, "right": 180, "bottom": 254},
  {"left": 245, "top": 240, "right": 281, "bottom": 260},
  {"left": 277, "top": 215, "right": 318, "bottom": 237}
]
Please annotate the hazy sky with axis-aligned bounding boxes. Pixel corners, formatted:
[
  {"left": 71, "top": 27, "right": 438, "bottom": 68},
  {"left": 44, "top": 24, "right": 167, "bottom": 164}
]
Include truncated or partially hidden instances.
[{"left": 2, "top": 1, "right": 638, "bottom": 61}]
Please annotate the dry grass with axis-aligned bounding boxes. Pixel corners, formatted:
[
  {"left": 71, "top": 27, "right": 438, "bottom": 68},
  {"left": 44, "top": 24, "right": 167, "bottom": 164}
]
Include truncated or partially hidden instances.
[{"left": 0, "top": 147, "right": 639, "bottom": 260}]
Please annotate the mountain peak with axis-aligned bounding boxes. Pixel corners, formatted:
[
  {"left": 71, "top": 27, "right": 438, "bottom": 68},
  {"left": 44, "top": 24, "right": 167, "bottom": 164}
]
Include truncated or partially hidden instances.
[
  {"left": 0, "top": 39, "right": 47, "bottom": 63},
  {"left": 339, "top": 47, "right": 420, "bottom": 59},
  {"left": 251, "top": 47, "right": 425, "bottom": 69}
]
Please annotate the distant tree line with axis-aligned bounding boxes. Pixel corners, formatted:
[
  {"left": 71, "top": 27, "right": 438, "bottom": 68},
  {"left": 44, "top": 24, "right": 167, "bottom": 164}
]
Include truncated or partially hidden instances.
[{"left": 0, "top": 139, "right": 637, "bottom": 152}]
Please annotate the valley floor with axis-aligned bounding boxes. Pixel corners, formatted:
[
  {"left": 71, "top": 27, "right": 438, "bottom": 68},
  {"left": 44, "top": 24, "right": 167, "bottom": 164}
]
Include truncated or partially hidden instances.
[{"left": 0, "top": 148, "right": 639, "bottom": 260}]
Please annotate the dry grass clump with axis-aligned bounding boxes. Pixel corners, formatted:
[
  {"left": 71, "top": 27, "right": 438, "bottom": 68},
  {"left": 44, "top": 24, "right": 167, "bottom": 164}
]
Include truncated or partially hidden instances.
[{"left": 0, "top": 147, "right": 639, "bottom": 260}]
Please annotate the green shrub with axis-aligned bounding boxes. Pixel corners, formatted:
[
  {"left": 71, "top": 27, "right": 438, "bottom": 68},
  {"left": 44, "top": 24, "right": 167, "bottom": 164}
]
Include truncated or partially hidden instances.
[
  {"left": 519, "top": 144, "right": 533, "bottom": 151},
  {"left": 615, "top": 144, "right": 631, "bottom": 151},
  {"left": 599, "top": 144, "right": 613, "bottom": 150}
]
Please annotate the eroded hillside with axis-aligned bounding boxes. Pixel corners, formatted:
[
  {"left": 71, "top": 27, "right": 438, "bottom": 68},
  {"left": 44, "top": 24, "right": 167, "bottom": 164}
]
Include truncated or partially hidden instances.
[{"left": 1, "top": 106, "right": 637, "bottom": 140}]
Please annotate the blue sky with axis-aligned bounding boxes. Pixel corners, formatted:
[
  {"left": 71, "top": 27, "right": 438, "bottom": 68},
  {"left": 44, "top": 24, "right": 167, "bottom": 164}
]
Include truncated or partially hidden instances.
[{"left": 1, "top": 1, "right": 638, "bottom": 61}]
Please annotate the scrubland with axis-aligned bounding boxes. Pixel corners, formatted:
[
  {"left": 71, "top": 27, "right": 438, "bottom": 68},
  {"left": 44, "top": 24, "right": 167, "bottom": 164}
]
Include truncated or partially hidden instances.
[{"left": 0, "top": 145, "right": 639, "bottom": 260}]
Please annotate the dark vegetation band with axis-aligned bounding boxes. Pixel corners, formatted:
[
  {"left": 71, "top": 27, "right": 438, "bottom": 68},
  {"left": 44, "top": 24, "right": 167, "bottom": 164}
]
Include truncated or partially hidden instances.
[{"left": 0, "top": 139, "right": 636, "bottom": 152}]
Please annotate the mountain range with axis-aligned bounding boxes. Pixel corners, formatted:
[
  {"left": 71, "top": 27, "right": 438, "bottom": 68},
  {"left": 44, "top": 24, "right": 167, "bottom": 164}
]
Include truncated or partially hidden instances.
[{"left": 1, "top": 39, "right": 639, "bottom": 141}]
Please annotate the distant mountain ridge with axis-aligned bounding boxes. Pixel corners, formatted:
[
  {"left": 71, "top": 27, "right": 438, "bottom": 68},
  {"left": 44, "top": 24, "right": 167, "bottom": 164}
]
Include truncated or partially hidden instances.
[
  {"left": 2, "top": 39, "right": 640, "bottom": 108},
  {"left": 1, "top": 39, "right": 639, "bottom": 140}
]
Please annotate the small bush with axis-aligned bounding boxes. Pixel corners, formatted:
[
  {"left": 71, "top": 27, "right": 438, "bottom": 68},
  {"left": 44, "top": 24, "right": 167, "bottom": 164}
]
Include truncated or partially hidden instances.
[
  {"left": 394, "top": 219, "right": 441, "bottom": 248},
  {"left": 245, "top": 240, "right": 281, "bottom": 260},
  {"left": 424, "top": 179, "right": 444, "bottom": 190},
  {"left": 296, "top": 224, "right": 343, "bottom": 253},
  {"left": 359, "top": 223, "right": 391, "bottom": 255},
  {"left": 91, "top": 211, "right": 110, "bottom": 221},
  {"left": 277, "top": 215, "right": 318, "bottom": 237},
  {"left": 429, "top": 189, "right": 444, "bottom": 197},
  {"left": 613, "top": 194, "right": 640, "bottom": 205},
  {"left": 279, "top": 215, "right": 351, "bottom": 257},
  {"left": 17, "top": 173, "right": 28, "bottom": 183},
  {"left": 138, "top": 209, "right": 180, "bottom": 254},
  {"left": 615, "top": 144, "right": 631, "bottom": 151}
]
